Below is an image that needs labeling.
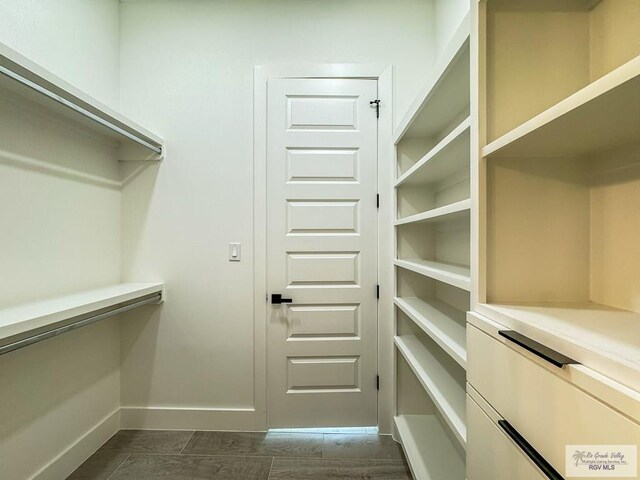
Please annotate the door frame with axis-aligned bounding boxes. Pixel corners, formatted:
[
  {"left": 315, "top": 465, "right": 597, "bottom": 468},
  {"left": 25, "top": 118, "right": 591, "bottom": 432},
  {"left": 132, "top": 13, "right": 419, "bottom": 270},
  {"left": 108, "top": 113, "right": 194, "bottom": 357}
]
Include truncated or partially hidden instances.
[{"left": 253, "top": 64, "right": 394, "bottom": 433}]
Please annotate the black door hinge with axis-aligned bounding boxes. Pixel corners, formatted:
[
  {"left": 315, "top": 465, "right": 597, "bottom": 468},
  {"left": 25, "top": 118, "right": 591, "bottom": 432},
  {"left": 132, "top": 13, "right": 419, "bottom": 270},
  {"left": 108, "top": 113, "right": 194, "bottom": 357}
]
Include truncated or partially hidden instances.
[
  {"left": 376, "top": 194, "right": 380, "bottom": 208},
  {"left": 376, "top": 285, "right": 380, "bottom": 299},
  {"left": 376, "top": 375, "right": 380, "bottom": 390},
  {"left": 370, "top": 99, "right": 381, "bottom": 118}
]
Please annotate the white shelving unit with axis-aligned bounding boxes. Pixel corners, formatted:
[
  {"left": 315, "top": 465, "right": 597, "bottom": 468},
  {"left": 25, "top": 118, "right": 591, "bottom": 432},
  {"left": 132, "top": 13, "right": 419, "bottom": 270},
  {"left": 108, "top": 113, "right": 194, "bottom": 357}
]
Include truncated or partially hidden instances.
[
  {"left": 394, "top": 415, "right": 465, "bottom": 480},
  {"left": 475, "top": 0, "right": 640, "bottom": 394},
  {"left": 0, "top": 283, "right": 164, "bottom": 355},
  {"left": 393, "top": 11, "right": 471, "bottom": 480},
  {"left": 0, "top": 41, "right": 164, "bottom": 160},
  {"left": 395, "top": 335, "right": 466, "bottom": 447},
  {"left": 395, "top": 297, "right": 466, "bottom": 368}
]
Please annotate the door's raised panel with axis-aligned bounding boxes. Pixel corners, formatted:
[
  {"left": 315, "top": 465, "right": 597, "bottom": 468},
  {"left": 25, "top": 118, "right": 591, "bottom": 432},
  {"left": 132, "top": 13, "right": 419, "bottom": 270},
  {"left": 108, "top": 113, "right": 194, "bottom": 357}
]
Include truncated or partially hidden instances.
[
  {"left": 286, "top": 252, "right": 359, "bottom": 286},
  {"left": 467, "top": 395, "right": 546, "bottom": 480},
  {"left": 467, "top": 324, "right": 640, "bottom": 475},
  {"left": 287, "top": 96, "right": 358, "bottom": 130},
  {"left": 286, "top": 148, "right": 359, "bottom": 183},
  {"left": 286, "top": 356, "right": 360, "bottom": 392},
  {"left": 286, "top": 304, "right": 360, "bottom": 339},
  {"left": 287, "top": 200, "right": 359, "bottom": 235}
]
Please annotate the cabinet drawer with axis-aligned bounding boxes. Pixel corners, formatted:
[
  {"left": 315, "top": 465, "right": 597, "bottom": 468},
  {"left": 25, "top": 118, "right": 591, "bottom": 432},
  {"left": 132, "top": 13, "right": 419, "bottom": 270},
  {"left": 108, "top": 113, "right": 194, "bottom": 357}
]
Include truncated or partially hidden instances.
[
  {"left": 468, "top": 323, "right": 640, "bottom": 476},
  {"left": 468, "top": 394, "right": 548, "bottom": 480}
]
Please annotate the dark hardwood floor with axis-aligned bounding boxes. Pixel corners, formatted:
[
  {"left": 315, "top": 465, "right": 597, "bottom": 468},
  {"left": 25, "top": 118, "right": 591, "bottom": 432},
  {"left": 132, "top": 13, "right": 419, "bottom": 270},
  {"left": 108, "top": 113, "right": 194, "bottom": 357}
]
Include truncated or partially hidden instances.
[{"left": 66, "top": 429, "right": 412, "bottom": 479}]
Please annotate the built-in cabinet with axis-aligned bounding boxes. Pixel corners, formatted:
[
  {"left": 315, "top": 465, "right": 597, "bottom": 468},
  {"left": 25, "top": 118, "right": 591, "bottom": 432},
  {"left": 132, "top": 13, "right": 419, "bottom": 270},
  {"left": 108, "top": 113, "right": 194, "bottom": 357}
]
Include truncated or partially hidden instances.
[
  {"left": 394, "top": 0, "right": 640, "bottom": 478},
  {"left": 393, "top": 13, "right": 471, "bottom": 479},
  {"left": 467, "top": 0, "right": 640, "bottom": 479},
  {"left": 473, "top": 0, "right": 640, "bottom": 393}
]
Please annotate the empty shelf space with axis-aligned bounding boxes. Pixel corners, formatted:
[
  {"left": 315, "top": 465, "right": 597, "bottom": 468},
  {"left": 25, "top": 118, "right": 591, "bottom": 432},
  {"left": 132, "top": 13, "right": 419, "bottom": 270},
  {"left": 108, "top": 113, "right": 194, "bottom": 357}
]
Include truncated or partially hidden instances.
[
  {"left": 483, "top": 55, "right": 640, "bottom": 158},
  {"left": 396, "top": 117, "right": 470, "bottom": 188},
  {"left": 394, "top": 14, "right": 470, "bottom": 144},
  {"left": 395, "top": 259, "right": 470, "bottom": 291},
  {"left": 0, "top": 283, "right": 164, "bottom": 351},
  {"left": 395, "top": 199, "right": 470, "bottom": 227},
  {"left": 395, "top": 296, "right": 466, "bottom": 368},
  {"left": 484, "top": 134, "right": 640, "bottom": 391},
  {"left": 477, "top": 302, "right": 640, "bottom": 392},
  {"left": 394, "top": 415, "right": 465, "bottom": 480},
  {"left": 0, "top": 41, "right": 164, "bottom": 160},
  {"left": 394, "top": 335, "right": 467, "bottom": 447}
]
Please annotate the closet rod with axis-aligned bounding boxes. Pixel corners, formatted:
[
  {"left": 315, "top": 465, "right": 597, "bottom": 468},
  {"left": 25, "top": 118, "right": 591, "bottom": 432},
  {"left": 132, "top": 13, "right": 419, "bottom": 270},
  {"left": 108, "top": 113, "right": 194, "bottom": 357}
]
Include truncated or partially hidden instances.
[
  {"left": 0, "top": 293, "right": 162, "bottom": 356},
  {"left": 0, "top": 64, "right": 162, "bottom": 155}
]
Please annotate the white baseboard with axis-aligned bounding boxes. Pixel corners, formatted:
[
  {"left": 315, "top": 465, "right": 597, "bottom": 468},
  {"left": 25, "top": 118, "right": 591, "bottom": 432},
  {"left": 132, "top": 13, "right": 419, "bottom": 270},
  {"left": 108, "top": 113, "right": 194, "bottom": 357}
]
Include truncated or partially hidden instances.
[
  {"left": 30, "top": 408, "right": 120, "bottom": 480},
  {"left": 26, "top": 406, "right": 262, "bottom": 480},
  {"left": 120, "top": 406, "right": 265, "bottom": 431}
]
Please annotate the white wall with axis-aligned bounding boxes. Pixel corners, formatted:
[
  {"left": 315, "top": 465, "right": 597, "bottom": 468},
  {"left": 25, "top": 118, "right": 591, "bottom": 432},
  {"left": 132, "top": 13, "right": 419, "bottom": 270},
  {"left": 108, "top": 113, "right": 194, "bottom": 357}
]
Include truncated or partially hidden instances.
[
  {"left": 434, "top": 0, "right": 470, "bottom": 53},
  {"left": 118, "top": 0, "right": 437, "bottom": 431},
  {"left": 0, "top": 1, "right": 122, "bottom": 478},
  {"left": 0, "top": 0, "right": 120, "bottom": 107}
]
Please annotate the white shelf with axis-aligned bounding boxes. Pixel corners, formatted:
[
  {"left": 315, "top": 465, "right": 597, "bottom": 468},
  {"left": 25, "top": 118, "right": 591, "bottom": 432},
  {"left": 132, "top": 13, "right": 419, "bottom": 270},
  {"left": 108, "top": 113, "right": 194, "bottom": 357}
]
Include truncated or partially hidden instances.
[
  {"left": 394, "top": 335, "right": 467, "bottom": 448},
  {"left": 394, "top": 259, "right": 471, "bottom": 291},
  {"left": 395, "top": 297, "right": 467, "bottom": 368},
  {"left": 476, "top": 302, "right": 640, "bottom": 392},
  {"left": 396, "top": 117, "right": 470, "bottom": 188},
  {"left": 483, "top": 55, "right": 640, "bottom": 158},
  {"left": 0, "top": 41, "right": 164, "bottom": 160},
  {"left": 394, "top": 415, "right": 465, "bottom": 480},
  {"left": 395, "top": 199, "right": 470, "bottom": 227},
  {"left": 0, "top": 283, "right": 164, "bottom": 348},
  {"left": 394, "top": 14, "right": 470, "bottom": 143}
]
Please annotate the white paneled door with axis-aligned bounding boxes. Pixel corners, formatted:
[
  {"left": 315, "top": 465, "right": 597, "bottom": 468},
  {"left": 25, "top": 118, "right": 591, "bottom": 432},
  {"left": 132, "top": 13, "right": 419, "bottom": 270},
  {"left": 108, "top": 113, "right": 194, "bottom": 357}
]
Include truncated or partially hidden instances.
[{"left": 266, "top": 78, "right": 379, "bottom": 427}]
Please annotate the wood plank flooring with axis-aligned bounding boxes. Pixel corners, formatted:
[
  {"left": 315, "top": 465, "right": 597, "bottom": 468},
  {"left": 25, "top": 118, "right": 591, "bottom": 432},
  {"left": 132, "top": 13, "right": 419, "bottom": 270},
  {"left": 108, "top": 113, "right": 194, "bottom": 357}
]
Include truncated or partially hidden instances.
[{"left": 67, "top": 430, "right": 411, "bottom": 480}]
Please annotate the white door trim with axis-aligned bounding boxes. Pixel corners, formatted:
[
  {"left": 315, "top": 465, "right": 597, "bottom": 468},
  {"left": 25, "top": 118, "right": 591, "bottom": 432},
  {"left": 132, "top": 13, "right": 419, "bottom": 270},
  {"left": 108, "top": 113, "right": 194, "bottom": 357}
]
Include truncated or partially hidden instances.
[{"left": 253, "top": 64, "right": 394, "bottom": 433}]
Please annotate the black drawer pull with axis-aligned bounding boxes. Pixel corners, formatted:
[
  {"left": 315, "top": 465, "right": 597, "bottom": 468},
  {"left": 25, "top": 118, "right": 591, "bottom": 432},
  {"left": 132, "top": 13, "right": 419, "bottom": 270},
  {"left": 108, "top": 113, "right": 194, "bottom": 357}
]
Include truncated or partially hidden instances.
[
  {"left": 498, "top": 330, "right": 578, "bottom": 368},
  {"left": 498, "top": 420, "right": 564, "bottom": 480}
]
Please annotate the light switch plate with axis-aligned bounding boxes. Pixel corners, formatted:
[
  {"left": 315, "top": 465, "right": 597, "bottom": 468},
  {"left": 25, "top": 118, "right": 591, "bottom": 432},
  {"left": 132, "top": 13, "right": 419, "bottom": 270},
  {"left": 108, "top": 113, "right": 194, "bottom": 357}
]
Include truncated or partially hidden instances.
[{"left": 229, "top": 242, "right": 241, "bottom": 262}]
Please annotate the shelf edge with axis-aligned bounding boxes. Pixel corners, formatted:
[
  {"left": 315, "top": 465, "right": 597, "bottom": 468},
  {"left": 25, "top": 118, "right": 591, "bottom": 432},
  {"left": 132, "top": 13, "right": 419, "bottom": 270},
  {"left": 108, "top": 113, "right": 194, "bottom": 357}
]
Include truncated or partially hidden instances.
[
  {"left": 394, "top": 415, "right": 465, "bottom": 480},
  {"left": 394, "top": 296, "right": 467, "bottom": 369},
  {"left": 394, "top": 335, "right": 467, "bottom": 448},
  {"left": 394, "top": 259, "right": 471, "bottom": 291},
  {"left": 395, "top": 116, "right": 471, "bottom": 187},
  {"left": 0, "top": 283, "right": 165, "bottom": 345},
  {"left": 482, "top": 55, "right": 640, "bottom": 158},
  {"left": 393, "top": 13, "right": 471, "bottom": 144},
  {"left": 395, "top": 199, "right": 471, "bottom": 226},
  {"left": 0, "top": 40, "right": 164, "bottom": 155}
]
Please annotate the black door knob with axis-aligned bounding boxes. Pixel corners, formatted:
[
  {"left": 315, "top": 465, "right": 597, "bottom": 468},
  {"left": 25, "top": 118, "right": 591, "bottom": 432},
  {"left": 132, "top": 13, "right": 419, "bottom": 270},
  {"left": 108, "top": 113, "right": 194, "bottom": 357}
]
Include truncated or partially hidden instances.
[{"left": 271, "top": 294, "right": 292, "bottom": 304}]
